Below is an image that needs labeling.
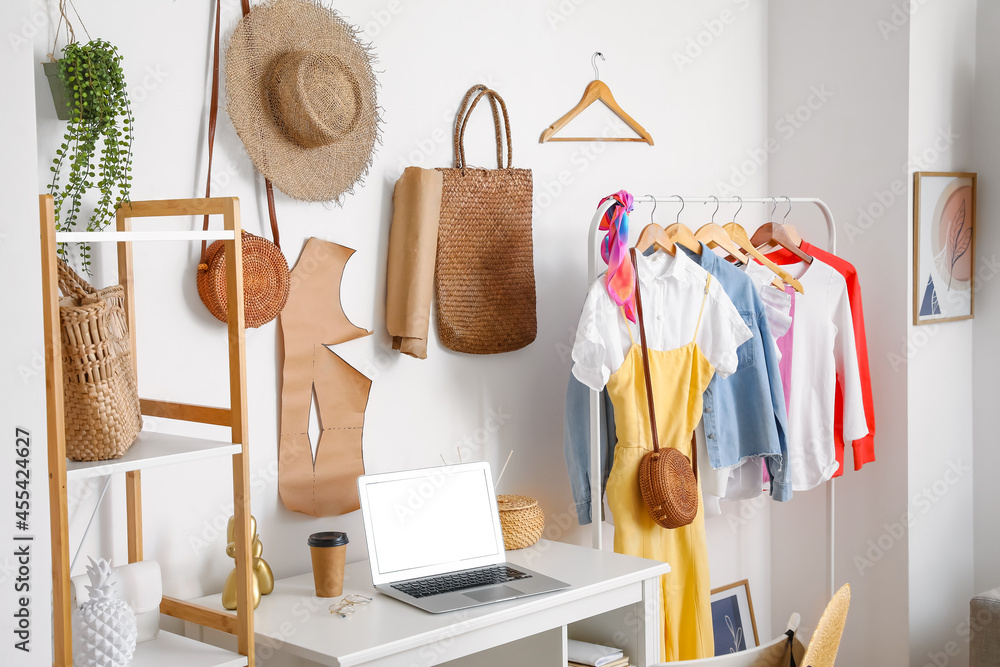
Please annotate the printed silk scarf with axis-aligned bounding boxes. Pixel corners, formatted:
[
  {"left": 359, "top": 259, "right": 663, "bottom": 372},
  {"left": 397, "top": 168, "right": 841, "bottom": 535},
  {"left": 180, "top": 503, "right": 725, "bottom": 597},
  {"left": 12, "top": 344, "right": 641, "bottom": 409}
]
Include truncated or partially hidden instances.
[{"left": 599, "top": 190, "right": 636, "bottom": 323}]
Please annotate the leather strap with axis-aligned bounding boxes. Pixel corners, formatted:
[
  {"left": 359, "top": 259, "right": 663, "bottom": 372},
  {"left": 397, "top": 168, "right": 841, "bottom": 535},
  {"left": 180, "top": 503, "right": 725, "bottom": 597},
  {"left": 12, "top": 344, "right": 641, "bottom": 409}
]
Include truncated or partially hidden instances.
[
  {"left": 265, "top": 179, "right": 280, "bottom": 248},
  {"left": 631, "top": 248, "right": 659, "bottom": 454},
  {"left": 201, "top": 0, "right": 280, "bottom": 264},
  {"left": 630, "top": 248, "right": 698, "bottom": 479}
]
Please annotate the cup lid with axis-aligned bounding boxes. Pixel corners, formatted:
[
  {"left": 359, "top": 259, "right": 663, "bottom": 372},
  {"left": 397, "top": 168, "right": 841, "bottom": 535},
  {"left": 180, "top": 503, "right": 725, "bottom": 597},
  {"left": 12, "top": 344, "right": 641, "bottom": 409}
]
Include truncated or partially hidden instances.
[{"left": 307, "top": 531, "right": 348, "bottom": 547}]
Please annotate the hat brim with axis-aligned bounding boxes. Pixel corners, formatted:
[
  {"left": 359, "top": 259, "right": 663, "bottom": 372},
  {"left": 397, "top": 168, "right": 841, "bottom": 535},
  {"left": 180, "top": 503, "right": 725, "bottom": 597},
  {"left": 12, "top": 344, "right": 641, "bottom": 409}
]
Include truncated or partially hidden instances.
[{"left": 225, "top": 0, "right": 380, "bottom": 202}]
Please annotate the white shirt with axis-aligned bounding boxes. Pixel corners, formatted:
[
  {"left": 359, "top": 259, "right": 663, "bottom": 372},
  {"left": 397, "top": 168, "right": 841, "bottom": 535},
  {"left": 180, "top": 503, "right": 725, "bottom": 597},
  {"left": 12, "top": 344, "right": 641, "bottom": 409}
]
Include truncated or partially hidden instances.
[
  {"left": 571, "top": 249, "right": 752, "bottom": 392},
  {"left": 744, "top": 261, "right": 793, "bottom": 342},
  {"left": 780, "top": 258, "right": 869, "bottom": 490},
  {"left": 698, "top": 435, "right": 768, "bottom": 518}
]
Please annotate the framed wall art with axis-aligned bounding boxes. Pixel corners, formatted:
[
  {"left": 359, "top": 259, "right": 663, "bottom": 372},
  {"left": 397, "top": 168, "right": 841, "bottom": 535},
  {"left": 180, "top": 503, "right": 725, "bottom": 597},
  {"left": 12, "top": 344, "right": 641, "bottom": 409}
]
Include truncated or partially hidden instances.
[
  {"left": 913, "top": 171, "right": 977, "bottom": 324},
  {"left": 710, "top": 579, "right": 759, "bottom": 654}
]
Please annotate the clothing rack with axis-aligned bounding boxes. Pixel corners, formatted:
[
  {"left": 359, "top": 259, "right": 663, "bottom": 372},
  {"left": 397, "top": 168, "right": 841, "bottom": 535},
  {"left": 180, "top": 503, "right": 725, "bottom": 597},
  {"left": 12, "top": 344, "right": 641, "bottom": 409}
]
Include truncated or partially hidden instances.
[{"left": 585, "top": 195, "right": 838, "bottom": 600}]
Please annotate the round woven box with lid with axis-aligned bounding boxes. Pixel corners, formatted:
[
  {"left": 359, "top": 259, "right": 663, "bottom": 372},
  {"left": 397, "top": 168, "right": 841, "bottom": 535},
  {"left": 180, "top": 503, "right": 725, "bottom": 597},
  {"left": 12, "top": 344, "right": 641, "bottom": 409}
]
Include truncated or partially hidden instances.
[{"left": 496, "top": 495, "right": 544, "bottom": 550}]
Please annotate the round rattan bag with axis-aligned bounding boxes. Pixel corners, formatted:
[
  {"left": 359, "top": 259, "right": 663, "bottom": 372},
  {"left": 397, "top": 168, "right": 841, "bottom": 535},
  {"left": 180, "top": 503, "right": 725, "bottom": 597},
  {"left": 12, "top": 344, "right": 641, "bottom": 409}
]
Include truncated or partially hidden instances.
[
  {"left": 638, "top": 446, "right": 699, "bottom": 530},
  {"left": 497, "top": 495, "right": 544, "bottom": 550},
  {"left": 197, "top": 231, "right": 290, "bottom": 328}
]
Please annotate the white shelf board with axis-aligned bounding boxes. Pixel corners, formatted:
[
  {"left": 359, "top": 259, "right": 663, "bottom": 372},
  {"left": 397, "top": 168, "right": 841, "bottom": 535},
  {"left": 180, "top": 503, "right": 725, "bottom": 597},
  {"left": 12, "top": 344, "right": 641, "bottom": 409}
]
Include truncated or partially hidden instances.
[
  {"left": 56, "top": 230, "right": 236, "bottom": 243},
  {"left": 130, "top": 630, "right": 247, "bottom": 667},
  {"left": 66, "top": 430, "right": 240, "bottom": 481}
]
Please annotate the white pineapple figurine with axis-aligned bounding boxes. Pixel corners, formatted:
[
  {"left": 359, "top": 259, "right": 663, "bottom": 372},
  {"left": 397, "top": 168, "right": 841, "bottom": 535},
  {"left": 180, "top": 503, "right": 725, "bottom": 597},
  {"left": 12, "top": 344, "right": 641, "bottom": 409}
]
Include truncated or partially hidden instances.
[{"left": 72, "top": 558, "right": 138, "bottom": 667}]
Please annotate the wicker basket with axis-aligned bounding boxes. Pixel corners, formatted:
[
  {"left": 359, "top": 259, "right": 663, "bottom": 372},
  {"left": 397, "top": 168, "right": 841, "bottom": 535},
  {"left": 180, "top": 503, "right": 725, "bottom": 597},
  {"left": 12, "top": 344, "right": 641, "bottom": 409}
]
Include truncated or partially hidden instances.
[
  {"left": 497, "top": 495, "right": 544, "bottom": 550},
  {"left": 57, "top": 259, "right": 143, "bottom": 461}
]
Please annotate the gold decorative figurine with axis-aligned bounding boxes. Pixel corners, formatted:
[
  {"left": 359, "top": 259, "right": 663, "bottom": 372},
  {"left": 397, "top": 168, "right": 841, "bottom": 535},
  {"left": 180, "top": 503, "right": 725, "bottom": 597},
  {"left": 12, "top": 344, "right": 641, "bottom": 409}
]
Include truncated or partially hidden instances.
[{"left": 222, "top": 515, "right": 275, "bottom": 610}]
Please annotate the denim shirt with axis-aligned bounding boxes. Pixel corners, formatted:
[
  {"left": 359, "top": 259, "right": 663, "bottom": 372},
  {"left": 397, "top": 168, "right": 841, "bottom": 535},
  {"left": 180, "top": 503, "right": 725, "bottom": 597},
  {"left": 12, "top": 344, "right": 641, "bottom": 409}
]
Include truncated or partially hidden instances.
[
  {"left": 683, "top": 244, "right": 791, "bottom": 501},
  {"left": 563, "top": 372, "right": 617, "bottom": 525}
]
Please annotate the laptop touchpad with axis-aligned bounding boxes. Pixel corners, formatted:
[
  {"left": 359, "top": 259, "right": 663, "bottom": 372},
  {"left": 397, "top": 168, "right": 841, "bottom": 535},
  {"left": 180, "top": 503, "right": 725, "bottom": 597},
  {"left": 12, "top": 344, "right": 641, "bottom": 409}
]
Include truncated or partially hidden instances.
[{"left": 464, "top": 585, "right": 521, "bottom": 603}]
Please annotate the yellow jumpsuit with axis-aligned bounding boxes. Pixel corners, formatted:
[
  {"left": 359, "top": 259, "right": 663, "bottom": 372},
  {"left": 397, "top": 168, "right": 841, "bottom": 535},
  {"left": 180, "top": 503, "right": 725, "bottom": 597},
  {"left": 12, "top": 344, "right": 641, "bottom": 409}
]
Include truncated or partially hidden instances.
[{"left": 605, "top": 276, "right": 716, "bottom": 662}]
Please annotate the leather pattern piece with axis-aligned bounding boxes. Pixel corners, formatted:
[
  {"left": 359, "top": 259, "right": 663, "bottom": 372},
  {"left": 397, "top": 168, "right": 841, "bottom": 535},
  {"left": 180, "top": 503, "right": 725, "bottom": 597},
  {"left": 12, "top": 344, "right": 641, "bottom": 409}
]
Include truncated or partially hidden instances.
[{"left": 278, "top": 238, "right": 371, "bottom": 516}]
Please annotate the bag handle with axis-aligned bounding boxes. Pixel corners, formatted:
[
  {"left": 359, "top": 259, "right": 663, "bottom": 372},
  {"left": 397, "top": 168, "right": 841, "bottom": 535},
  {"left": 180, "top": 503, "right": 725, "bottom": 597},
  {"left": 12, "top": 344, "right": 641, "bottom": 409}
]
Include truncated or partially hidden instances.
[
  {"left": 201, "top": 0, "right": 281, "bottom": 266},
  {"left": 453, "top": 85, "right": 513, "bottom": 173},
  {"left": 459, "top": 88, "right": 513, "bottom": 172},
  {"left": 630, "top": 248, "right": 698, "bottom": 479},
  {"left": 453, "top": 84, "right": 498, "bottom": 169},
  {"left": 56, "top": 257, "right": 95, "bottom": 301}
]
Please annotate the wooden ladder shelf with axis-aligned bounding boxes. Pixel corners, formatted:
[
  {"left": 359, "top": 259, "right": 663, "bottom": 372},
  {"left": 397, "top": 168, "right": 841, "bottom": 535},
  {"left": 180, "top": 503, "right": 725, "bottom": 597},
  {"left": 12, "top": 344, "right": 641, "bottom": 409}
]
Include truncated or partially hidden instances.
[{"left": 41, "top": 195, "right": 255, "bottom": 667}]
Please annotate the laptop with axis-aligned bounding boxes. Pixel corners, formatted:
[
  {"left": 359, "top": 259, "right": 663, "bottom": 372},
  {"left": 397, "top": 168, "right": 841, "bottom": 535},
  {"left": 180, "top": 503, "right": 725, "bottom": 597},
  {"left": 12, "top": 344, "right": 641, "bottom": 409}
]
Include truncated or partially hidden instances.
[{"left": 357, "top": 462, "right": 569, "bottom": 613}]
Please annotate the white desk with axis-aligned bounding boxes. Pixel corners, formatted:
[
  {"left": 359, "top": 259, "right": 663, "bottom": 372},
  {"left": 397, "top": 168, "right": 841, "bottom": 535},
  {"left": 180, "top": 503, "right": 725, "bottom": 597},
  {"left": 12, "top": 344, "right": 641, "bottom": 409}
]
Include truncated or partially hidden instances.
[{"left": 187, "top": 540, "right": 670, "bottom": 666}]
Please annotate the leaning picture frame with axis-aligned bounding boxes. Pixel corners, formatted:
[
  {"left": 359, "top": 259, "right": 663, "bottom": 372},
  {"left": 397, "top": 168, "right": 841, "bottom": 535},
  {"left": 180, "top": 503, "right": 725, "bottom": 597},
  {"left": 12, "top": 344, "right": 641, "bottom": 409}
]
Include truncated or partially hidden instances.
[
  {"left": 913, "top": 171, "right": 977, "bottom": 325},
  {"left": 710, "top": 579, "right": 759, "bottom": 654}
]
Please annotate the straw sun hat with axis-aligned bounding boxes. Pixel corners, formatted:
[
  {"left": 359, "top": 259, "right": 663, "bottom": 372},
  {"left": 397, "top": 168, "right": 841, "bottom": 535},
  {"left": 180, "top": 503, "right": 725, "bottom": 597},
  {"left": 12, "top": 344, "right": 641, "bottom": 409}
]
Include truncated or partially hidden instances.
[{"left": 225, "top": 0, "right": 381, "bottom": 202}]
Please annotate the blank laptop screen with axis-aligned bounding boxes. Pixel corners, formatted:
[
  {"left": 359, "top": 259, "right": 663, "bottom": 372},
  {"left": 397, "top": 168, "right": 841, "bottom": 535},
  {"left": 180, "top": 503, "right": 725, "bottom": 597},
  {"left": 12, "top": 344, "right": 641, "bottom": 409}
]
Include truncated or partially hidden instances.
[{"left": 363, "top": 467, "right": 502, "bottom": 577}]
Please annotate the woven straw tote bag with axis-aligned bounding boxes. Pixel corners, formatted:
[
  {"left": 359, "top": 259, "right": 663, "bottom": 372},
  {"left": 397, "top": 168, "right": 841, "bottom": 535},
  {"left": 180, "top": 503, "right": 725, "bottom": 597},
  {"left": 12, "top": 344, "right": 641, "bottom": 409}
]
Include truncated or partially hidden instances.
[
  {"left": 630, "top": 249, "right": 699, "bottom": 529},
  {"left": 57, "top": 259, "right": 143, "bottom": 461},
  {"left": 435, "top": 85, "right": 537, "bottom": 354},
  {"left": 196, "top": 0, "right": 289, "bottom": 329}
]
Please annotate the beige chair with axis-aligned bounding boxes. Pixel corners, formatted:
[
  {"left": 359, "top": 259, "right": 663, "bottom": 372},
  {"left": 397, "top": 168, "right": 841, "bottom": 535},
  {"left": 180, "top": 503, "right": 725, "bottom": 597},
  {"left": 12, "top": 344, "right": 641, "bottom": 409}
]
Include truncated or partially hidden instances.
[
  {"left": 970, "top": 588, "right": 1000, "bottom": 666},
  {"left": 653, "top": 614, "right": 804, "bottom": 666},
  {"left": 653, "top": 583, "right": 850, "bottom": 667},
  {"left": 801, "top": 584, "right": 851, "bottom": 667}
]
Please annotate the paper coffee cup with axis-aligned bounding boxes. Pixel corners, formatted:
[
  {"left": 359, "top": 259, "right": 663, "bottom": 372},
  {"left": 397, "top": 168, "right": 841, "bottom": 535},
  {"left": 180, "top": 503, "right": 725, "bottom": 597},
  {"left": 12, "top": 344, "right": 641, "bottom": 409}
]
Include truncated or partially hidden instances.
[{"left": 308, "top": 532, "right": 349, "bottom": 597}]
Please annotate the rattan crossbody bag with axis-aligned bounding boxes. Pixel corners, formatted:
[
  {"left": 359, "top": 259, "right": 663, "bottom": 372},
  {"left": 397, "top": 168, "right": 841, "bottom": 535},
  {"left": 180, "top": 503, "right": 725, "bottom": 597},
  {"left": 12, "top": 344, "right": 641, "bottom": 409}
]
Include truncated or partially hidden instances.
[
  {"left": 196, "top": 0, "right": 289, "bottom": 328},
  {"left": 631, "top": 248, "right": 700, "bottom": 529}
]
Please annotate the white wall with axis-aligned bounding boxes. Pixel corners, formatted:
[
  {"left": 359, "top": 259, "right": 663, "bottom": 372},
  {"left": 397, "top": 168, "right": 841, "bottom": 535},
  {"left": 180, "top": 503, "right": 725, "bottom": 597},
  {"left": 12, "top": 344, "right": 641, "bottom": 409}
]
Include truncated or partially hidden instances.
[
  {"left": 766, "top": 1, "right": 912, "bottom": 665},
  {"left": 0, "top": 2, "right": 48, "bottom": 665},
  {"left": 16, "top": 0, "right": 994, "bottom": 663},
  {"left": 907, "top": 2, "right": 978, "bottom": 666},
  {"left": 973, "top": 0, "right": 1000, "bottom": 603},
  {"left": 26, "top": 0, "right": 776, "bottom": 661}
]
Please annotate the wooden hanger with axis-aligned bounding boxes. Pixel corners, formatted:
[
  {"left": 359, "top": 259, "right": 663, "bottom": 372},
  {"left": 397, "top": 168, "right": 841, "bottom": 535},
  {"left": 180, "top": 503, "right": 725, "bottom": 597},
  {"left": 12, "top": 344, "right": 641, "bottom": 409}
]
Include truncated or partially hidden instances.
[
  {"left": 539, "top": 53, "right": 654, "bottom": 145},
  {"left": 635, "top": 223, "right": 675, "bottom": 255},
  {"left": 697, "top": 223, "right": 750, "bottom": 264},
  {"left": 755, "top": 196, "right": 803, "bottom": 252},
  {"left": 658, "top": 195, "right": 700, "bottom": 253},
  {"left": 778, "top": 196, "right": 803, "bottom": 245},
  {"left": 723, "top": 221, "right": 804, "bottom": 294},
  {"left": 634, "top": 197, "right": 676, "bottom": 255},
  {"left": 752, "top": 198, "right": 813, "bottom": 263},
  {"left": 664, "top": 223, "right": 701, "bottom": 253},
  {"left": 694, "top": 197, "right": 748, "bottom": 263}
]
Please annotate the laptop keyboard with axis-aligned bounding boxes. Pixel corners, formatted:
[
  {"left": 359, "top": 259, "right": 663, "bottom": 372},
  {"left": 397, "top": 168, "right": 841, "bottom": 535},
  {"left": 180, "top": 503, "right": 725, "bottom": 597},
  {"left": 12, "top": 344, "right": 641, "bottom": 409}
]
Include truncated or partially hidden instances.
[{"left": 391, "top": 565, "right": 532, "bottom": 599}]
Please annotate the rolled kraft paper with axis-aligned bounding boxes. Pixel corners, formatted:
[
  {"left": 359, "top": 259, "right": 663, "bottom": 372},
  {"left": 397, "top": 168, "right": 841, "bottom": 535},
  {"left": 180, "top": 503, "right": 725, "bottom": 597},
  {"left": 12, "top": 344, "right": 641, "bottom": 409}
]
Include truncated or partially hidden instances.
[
  {"left": 385, "top": 167, "right": 443, "bottom": 359},
  {"left": 308, "top": 531, "right": 348, "bottom": 598}
]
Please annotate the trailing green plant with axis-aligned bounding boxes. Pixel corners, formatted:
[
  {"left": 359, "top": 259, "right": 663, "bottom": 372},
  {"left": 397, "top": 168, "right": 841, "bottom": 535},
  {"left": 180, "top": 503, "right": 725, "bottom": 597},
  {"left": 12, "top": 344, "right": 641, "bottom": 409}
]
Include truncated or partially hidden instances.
[{"left": 47, "top": 39, "right": 134, "bottom": 274}]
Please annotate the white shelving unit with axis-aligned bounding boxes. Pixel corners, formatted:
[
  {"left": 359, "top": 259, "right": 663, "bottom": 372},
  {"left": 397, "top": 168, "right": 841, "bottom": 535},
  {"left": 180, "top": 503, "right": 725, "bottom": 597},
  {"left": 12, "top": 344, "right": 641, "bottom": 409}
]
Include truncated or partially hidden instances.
[
  {"left": 41, "top": 196, "right": 257, "bottom": 666},
  {"left": 129, "top": 631, "right": 248, "bottom": 667},
  {"left": 66, "top": 430, "right": 241, "bottom": 482}
]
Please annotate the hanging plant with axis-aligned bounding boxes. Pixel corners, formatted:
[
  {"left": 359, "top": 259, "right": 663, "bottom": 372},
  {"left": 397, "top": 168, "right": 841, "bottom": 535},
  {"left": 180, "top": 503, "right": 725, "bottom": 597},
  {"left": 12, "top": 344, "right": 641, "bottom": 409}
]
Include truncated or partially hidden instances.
[{"left": 47, "top": 38, "right": 134, "bottom": 274}]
